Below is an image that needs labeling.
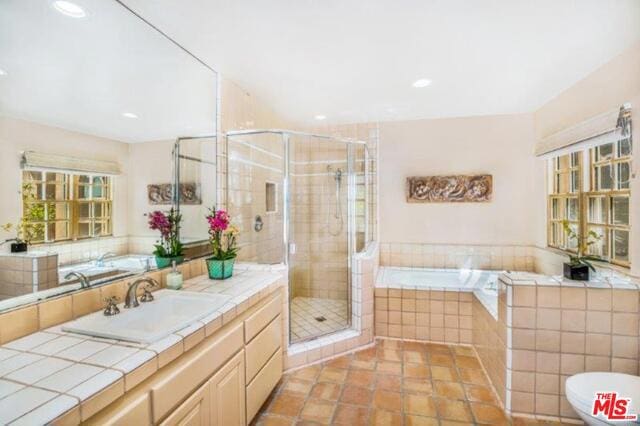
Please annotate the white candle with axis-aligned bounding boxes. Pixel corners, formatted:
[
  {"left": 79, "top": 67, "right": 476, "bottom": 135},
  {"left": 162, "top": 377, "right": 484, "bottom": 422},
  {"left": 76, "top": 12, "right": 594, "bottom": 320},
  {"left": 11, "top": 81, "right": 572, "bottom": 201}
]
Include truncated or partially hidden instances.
[{"left": 166, "top": 272, "right": 183, "bottom": 290}]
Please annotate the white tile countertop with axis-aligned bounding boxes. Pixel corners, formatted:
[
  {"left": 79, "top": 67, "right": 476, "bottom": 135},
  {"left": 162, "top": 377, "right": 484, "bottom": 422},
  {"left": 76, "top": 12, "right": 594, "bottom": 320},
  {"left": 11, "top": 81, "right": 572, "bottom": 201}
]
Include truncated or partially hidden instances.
[
  {"left": 0, "top": 263, "right": 285, "bottom": 425},
  {"left": 499, "top": 270, "right": 640, "bottom": 289}
]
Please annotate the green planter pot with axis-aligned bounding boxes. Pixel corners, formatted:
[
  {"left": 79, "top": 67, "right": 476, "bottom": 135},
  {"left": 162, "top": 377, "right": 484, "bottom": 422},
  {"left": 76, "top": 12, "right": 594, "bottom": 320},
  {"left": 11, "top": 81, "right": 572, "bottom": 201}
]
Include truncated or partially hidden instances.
[
  {"left": 155, "top": 255, "right": 185, "bottom": 269},
  {"left": 206, "top": 257, "right": 236, "bottom": 280}
]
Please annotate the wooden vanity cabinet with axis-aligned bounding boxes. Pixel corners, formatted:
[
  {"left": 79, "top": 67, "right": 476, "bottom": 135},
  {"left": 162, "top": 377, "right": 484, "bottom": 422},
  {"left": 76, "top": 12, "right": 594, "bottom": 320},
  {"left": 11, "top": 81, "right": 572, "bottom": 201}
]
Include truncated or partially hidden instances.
[{"left": 84, "top": 290, "right": 283, "bottom": 426}]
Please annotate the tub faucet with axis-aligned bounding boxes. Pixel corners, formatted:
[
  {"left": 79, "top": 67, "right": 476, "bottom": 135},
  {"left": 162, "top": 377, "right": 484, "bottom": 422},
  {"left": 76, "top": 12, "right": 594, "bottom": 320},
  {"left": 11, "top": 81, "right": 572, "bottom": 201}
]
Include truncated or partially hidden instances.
[
  {"left": 96, "top": 252, "right": 116, "bottom": 267},
  {"left": 64, "top": 271, "right": 91, "bottom": 289},
  {"left": 125, "top": 277, "right": 159, "bottom": 308}
]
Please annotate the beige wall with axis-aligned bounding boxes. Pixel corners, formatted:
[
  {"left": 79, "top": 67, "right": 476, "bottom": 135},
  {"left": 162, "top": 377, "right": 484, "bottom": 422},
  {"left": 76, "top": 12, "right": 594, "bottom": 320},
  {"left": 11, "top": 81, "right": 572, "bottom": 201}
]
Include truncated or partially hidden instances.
[
  {"left": 533, "top": 42, "right": 640, "bottom": 275},
  {"left": 378, "top": 113, "right": 536, "bottom": 246},
  {"left": 0, "top": 117, "right": 131, "bottom": 253}
]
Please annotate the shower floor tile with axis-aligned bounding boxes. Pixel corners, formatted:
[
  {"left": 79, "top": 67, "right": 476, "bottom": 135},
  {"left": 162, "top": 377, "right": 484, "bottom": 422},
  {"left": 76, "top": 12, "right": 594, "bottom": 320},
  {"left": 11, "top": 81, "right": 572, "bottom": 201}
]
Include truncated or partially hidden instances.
[{"left": 290, "top": 297, "right": 349, "bottom": 342}]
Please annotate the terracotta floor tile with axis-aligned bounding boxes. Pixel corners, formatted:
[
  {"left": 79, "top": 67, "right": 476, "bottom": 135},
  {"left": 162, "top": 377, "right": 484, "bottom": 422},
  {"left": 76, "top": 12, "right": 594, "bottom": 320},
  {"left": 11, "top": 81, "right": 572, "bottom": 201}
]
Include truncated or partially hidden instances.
[
  {"left": 403, "top": 341, "right": 428, "bottom": 352},
  {"left": 324, "top": 355, "right": 351, "bottom": 369},
  {"left": 292, "top": 365, "right": 321, "bottom": 381},
  {"left": 376, "top": 360, "right": 402, "bottom": 375},
  {"left": 455, "top": 355, "right": 482, "bottom": 370},
  {"left": 373, "top": 389, "right": 403, "bottom": 412},
  {"left": 268, "top": 391, "right": 306, "bottom": 417},
  {"left": 434, "top": 398, "right": 473, "bottom": 422},
  {"left": 283, "top": 378, "right": 314, "bottom": 395},
  {"left": 404, "top": 414, "right": 440, "bottom": 426},
  {"left": 378, "top": 339, "right": 403, "bottom": 350},
  {"left": 464, "top": 384, "right": 497, "bottom": 403},
  {"left": 403, "top": 378, "right": 433, "bottom": 394},
  {"left": 404, "top": 363, "right": 430, "bottom": 379},
  {"left": 434, "top": 381, "right": 466, "bottom": 400},
  {"left": 309, "top": 382, "right": 342, "bottom": 401},
  {"left": 439, "top": 421, "right": 475, "bottom": 426},
  {"left": 350, "top": 359, "right": 376, "bottom": 370},
  {"left": 370, "top": 409, "right": 402, "bottom": 426},
  {"left": 254, "top": 414, "right": 295, "bottom": 426},
  {"left": 340, "top": 384, "right": 372, "bottom": 406},
  {"left": 470, "top": 402, "right": 510, "bottom": 425},
  {"left": 346, "top": 369, "right": 375, "bottom": 387},
  {"left": 317, "top": 366, "right": 348, "bottom": 383},
  {"left": 403, "top": 350, "right": 428, "bottom": 364},
  {"left": 376, "top": 373, "right": 402, "bottom": 392},
  {"left": 378, "top": 349, "right": 403, "bottom": 362},
  {"left": 332, "top": 404, "right": 369, "bottom": 426},
  {"left": 452, "top": 346, "right": 475, "bottom": 357},
  {"left": 353, "top": 347, "right": 376, "bottom": 361},
  {"left": 403, "top": 393, "right": 437, "bottom": 417},
  {"left": 458, "top": 368, "right": 488, "bottom": 386},
  {"left": 425, "top": 343, "right": 451, "bottom": 354},
  {"left": 429, "top": 353, "right": 455, "bottom": 367},
  {"left": 430, "top": 365, "right": 457, "bottom": 381},
  {"left": 299, "top": 399, "right": 336, "bottom": 424}
]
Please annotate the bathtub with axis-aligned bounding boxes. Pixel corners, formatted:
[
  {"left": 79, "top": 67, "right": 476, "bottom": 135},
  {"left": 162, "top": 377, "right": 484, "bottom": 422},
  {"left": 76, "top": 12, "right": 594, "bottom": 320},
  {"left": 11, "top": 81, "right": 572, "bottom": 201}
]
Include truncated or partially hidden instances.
[{"left": 376, "top": 266, "right": 500, "bottom": 318}]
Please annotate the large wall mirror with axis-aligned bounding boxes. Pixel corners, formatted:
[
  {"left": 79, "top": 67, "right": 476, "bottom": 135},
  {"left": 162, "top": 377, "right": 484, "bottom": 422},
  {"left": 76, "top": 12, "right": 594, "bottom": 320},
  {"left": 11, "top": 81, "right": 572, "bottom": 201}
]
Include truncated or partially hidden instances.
[{"left": 0, "top": 0, "right": 217, "bottom": 312}]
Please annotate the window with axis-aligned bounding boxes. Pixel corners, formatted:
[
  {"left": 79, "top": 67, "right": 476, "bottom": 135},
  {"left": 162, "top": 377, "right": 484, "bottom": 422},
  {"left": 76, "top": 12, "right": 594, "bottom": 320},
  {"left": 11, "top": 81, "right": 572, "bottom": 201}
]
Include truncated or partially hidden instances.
[
  {"left": 547, "top": 136, "right": 632, "bottom": 266},
  {"left": 22, "top": 171, "right": 113, "bottom": 243}
]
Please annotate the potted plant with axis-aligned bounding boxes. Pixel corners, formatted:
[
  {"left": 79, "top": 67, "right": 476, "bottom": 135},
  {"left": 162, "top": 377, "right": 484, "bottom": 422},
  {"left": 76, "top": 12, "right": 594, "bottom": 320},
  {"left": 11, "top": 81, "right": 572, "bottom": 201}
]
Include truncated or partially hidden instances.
[
  {"left": 147, "top": 208, "right": 184, "bottom": 268},
  {"left": 1, "top": 220, "right": 35, "bottom": 253},
  {"left": 205, "top": 207, "right": 239, "bottom": 280},
  {"left": 562, "top": 220, "right": 602, "bottom": 281}
]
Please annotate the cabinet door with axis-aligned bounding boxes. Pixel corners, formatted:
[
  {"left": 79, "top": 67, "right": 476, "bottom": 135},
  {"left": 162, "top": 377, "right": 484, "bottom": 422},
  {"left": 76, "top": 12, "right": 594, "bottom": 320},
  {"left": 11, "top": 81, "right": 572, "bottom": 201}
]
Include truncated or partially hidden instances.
[
  {"left": 160, "top": 381, "right": 210, "bottom": 426},
  {"left": 209, "top": 351, "right": 246, "bottom": 426}
]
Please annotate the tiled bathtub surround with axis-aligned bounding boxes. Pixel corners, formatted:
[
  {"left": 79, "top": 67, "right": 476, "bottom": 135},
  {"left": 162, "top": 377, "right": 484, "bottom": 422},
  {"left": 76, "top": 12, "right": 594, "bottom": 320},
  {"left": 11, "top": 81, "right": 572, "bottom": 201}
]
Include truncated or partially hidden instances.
[
  {"left": 501, "top": 272, "right": 640, "bottom": 422},
  {"left": 0, "top": 253, "right": 58, "bottom": 300},
  {"left": 0, "top": 264, "right": 285, "bottom": 424},
  {"left": 380, "top": 243, "right": 535, "bottom": 272}
]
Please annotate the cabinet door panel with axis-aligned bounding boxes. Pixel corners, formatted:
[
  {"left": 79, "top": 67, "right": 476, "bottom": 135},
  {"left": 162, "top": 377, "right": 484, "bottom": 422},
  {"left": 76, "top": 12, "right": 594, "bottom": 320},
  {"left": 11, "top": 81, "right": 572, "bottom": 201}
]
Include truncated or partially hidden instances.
[
  {"left": 160, "top": 381, "right": 210, "bottom": 426},
  {"left": 210, "top": 351, "right": 246, "bottom": 426}
]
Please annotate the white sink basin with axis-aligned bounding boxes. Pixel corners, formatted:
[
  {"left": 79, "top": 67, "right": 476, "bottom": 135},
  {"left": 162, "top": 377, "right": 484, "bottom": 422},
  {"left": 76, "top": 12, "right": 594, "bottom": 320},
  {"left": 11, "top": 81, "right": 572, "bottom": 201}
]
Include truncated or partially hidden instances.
[{"left": 62, "top": 290, "right": 231, "bottom": 344}]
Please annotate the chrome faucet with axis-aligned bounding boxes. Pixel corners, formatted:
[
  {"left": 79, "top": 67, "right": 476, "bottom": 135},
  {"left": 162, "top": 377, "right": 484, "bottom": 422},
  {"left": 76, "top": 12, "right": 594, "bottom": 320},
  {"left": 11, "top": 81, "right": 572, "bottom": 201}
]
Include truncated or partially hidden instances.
[
  {"left": 96, "top": 252, "right": 116, "bottom": 267},
  {"left": 125, "top": 277, "right": 159, "bottom": 308},
  {"left": 64, "top": 271, "right": 91, "bottom": 288}
]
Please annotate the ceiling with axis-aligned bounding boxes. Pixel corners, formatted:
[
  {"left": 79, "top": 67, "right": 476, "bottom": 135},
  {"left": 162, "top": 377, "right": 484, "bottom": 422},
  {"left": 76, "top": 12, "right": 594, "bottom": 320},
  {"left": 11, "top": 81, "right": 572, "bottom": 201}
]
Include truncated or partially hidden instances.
[
  {"left": 0, "top": 0, "right": 217, "bottom": 143},
  {"left": 122, "top": 0, "right": 640, "bottom": 125}
]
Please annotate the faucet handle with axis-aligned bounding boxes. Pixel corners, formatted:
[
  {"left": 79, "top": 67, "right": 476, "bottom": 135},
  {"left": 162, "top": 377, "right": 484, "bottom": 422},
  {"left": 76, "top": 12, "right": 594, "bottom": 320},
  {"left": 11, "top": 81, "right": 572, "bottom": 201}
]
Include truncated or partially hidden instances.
[
  {"left": 103, "top": 296, "right": 120, "bottom": 316},
  {"left": 140, "top": 281, "right": 157, "bottom": 303}
]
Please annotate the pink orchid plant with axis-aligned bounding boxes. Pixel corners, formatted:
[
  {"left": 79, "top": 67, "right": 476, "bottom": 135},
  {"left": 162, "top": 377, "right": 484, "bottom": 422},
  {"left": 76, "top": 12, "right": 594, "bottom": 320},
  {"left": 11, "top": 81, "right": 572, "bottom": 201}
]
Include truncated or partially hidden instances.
[
  {"left": 206, "top": 207, "right": 239, "bottom": 260},
  {"left": 147, "top": 208, "right": 183, "bottom": 258}
]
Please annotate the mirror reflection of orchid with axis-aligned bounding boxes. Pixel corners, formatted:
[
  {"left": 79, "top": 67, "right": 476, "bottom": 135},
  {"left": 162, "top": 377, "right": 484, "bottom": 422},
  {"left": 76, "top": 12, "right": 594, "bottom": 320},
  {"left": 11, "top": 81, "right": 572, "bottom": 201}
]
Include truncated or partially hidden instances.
[
  {"left": 206, "top": 207, "right": 239, "bottom": 261},
  {"left": 562, "top": 220, "right": 602, "bottom": 271},
  {"left": 147, "top": 208, "right": 184, "bottom": 267}
]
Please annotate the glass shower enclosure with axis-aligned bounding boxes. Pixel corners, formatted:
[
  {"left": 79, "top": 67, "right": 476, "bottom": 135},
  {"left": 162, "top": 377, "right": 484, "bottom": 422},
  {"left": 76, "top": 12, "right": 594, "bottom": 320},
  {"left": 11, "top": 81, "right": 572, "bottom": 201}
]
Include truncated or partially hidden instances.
[{"left": 226, "top": 130, "right": 370, "bottom": 343}]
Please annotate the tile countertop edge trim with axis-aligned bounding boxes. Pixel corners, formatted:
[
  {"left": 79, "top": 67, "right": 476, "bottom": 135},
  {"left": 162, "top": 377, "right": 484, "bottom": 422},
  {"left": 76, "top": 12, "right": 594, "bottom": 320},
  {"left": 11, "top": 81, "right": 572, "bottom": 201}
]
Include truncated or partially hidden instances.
[{"left": 0, "top": 270, "right": 285, "bottom": 425}]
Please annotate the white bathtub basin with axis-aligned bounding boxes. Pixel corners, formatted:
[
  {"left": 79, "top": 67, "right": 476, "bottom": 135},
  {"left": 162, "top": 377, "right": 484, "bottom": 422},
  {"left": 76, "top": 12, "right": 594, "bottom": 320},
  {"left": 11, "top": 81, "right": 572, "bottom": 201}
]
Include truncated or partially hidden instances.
[{"left": 62, "top": 290, "right": 230, "bottom": 344}]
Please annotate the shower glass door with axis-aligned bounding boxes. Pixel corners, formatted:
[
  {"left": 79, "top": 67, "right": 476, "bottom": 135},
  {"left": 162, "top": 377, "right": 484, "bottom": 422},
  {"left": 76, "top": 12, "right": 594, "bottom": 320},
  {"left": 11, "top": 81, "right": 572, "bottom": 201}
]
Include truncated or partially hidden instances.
[{"left": 288, "top": 133, "right": 351, "bottom": 343}]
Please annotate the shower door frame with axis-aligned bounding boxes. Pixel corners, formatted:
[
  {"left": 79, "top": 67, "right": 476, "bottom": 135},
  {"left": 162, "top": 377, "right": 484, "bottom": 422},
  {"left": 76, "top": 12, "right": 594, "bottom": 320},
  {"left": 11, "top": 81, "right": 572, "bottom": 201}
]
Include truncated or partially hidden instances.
[{"left": 225, "top": 129, "right": 370, "bottom": 344}]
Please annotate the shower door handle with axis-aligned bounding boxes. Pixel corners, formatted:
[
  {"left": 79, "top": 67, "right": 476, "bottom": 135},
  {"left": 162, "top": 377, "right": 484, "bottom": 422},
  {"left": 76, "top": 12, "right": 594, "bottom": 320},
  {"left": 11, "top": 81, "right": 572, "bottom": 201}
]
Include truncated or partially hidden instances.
[{"left": 289, "top": 243, "right": 296, "bottom": 254}]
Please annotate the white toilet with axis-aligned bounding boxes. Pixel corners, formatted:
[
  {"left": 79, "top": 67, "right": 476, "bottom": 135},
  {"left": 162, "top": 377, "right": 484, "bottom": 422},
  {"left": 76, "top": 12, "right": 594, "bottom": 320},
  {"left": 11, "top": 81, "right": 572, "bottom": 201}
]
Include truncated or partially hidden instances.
[{"left": 566, "top": 372, "right": 640, "bottom": 425}]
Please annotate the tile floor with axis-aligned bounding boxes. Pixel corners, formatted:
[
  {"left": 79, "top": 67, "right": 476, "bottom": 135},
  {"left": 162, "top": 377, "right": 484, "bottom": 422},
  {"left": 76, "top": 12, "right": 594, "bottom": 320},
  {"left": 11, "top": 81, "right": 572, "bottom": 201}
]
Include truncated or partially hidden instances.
[
  {"left": 290, "top": 297, "right": 349, "bottom": 342},
  {"left": 253, "top": 338, "right": 564, "bottom": 425}
]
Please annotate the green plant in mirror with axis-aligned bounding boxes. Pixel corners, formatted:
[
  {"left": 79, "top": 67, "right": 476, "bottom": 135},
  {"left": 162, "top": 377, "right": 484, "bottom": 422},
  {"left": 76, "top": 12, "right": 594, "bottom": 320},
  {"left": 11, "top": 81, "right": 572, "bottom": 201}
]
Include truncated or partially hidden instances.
[
  {"left": 562, "top": 219, "right": 602, "bottom": 271},
  {"left": 20, "top": 182, "right": 47, "bottom": 243}
]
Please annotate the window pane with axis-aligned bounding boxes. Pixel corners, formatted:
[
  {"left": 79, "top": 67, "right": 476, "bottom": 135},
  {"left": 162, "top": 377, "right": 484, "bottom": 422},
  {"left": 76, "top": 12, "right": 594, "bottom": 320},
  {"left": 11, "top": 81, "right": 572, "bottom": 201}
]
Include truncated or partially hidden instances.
[
  {"left": 612, "top": 197, "right": 629, "bottom": 226},
  {"left": 613, "top": 230, "right": 629, "bottom": 262},
  {"left": 78, "top": 203, "right": 91, "bottom": 219},
  {"left": 618, "top": 138, "right": 632, "bottom": 157},
  {"left": 77, "top": 185, "right": 91, "bottom": 199},
  {"left": 567, "top": 223, "right": 579, "bottom": 250},
  {"left": 78, "top": 175, "right": 91, "bottom": 184},
  {"left": 48, "top": 222, "right": 70, "bottom": 241},
  {"left": 551, "top": 198, "right": 561, "bottom": 220},
  {"left": 558, "top": 155, "right": 569, "bottom": 169},
  {"left": 617, "top": 162, "right": 630, "bottom": 189},
  {"left": 586, "top": 226, "right": 607, "bottom": 257},
  {"left": 570, "top": 170, "right": 579, "bottom": 193},
  {"left": 588, "top": 197, "right": 606, "bottom": 224},
  {"left": 77, "top": 222, "right": 91, "bottom": 238},
  {"left": 566, "top": 198, "right": 578, "bottom": 221},
  {"left": 23, "top": 171, "right": 42, "bottom": 181},
  {"left": 557, "top": 172, "right": 569, "bottom": 193},
  {"left": 597, "top": 165, "right": 613, "bottom": 190},
  {"left": 551, "top": 222, "right": 563, "bottom": 247},
  {"left": 570, "top": 152, "right": 580, "bottom": 167},
  {"left": 92, "top": 185, "right": 104, "bottom": 199},
  {"left": 597, "top": 143, "right": 614, "bottom": 161}
]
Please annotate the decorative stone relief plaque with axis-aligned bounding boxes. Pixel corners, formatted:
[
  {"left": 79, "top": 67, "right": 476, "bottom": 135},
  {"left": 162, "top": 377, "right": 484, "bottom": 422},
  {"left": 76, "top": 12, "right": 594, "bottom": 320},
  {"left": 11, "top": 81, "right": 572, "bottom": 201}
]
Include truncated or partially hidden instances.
[
  {"left": 406, "top": 175, "right": 492, "bottom": 203},
  {"left": 147, "top": 183, "right": 201, "bottom": 205}
]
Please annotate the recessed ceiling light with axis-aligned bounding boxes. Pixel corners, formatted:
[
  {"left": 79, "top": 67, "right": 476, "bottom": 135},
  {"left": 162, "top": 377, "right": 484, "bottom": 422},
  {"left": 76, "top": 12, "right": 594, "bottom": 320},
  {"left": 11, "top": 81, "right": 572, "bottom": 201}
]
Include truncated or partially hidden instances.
[
  {"left": 314, "top": 115, "right": 326, "bottom": 121},
  {"left": 0, "top": 68, "right": 6, "bottom": 76},
  {"left": 122, "top": 112, "right": 138, "bottom": 119},
  {"left": 52, "top": 1, "right": 87, "bottom": 18},
  {"left": 412, "top": 78, "right": 432, "bottom": 88}
]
